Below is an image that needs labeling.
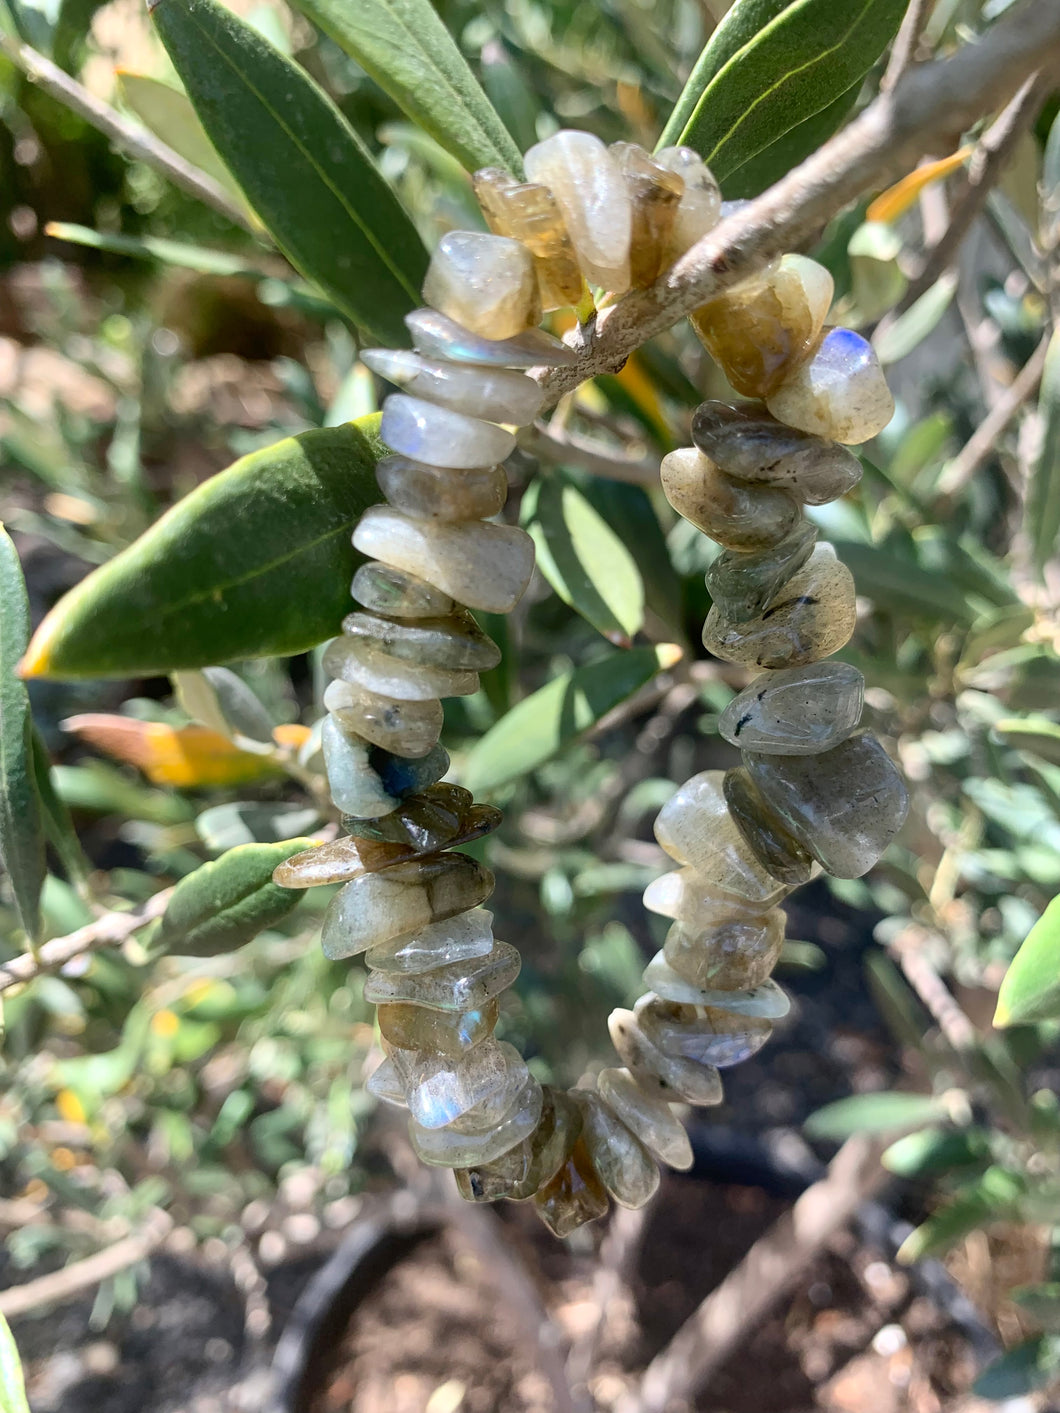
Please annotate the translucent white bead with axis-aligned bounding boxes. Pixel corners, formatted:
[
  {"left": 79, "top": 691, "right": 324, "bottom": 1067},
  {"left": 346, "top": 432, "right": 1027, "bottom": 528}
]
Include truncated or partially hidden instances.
[
  {"left": 655, "top": 145, "right": 721, "bottom": 257},
  {"left": 422, "top": 230, "right": 540, "bottom": 341},
  {"left": 766, "top": 327, "right": 895, "bottom": 443},
  {"left": 364, "top": 907, "right": 495, "bottom": 975},
  {"left": 353, "top": 506, "right": 535, "bottom": 614},
  {"left": 406, "top": 309, "right": 576, "bottom": 367},
  {"left": 381, "top": 393, "right": 515, "bottom": 469},
  {"left": 362, "top": 350, "right": 545, "bottom": 425},
  {"left": 642, "top": 954, "right": 791, "bottom": 1017},
  {"left": 323, "top": 634, "right": 479, "bottom": 701},
  {"left": 718, "top": 661, "right": 864, "bottom": 755},
  {"left": 596, "top": 1066, "right": 693, "bottom": 1170},
  {"left": 524, "top": 130, "right": 633, "bottom": 292}
]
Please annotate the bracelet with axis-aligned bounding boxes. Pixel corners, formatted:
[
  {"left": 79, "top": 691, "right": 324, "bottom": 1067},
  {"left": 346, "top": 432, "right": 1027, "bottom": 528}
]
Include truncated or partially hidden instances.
[{"left": 274, "top": 129, "right": 907, "bottom": 1238}]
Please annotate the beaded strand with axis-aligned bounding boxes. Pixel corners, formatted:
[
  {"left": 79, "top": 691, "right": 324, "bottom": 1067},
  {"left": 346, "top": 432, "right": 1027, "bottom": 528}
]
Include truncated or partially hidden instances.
[{"left": 275, "top": 130, "right": 908, "bottom": 1237}]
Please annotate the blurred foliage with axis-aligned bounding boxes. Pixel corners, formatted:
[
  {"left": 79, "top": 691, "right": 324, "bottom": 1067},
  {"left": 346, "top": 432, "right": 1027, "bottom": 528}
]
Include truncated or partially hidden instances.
[{"left": 0, "top": 0, "right": 1058, "bottom": 1394}]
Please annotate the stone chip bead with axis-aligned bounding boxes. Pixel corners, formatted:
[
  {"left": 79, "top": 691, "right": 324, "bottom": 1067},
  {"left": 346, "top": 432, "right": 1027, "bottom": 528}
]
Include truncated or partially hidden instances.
[
  {"left": 323, "top": 678, "right": 444, "bottom": 759},
  {"left": 642, "top": 956, "right": 790, "bottom": 1019},
  {"left": 352, "top": 561, "right": 454, "bottom": 619},
  {"left": 398, "top": 1039, "right": 529, "bottom": 1130},
  {"left": 375, "top": 456, "right": 508, "bottom": 523},
  {"left": 340, "top": 608, "right": 501, "bottom": 672},
  {"left": 655, "top": 145, "right": 721, "bottom": 258},
  {"left": 422, "top": 229, "right": 541, "bottom": 340},
  {"left": 406, "top": 308, "right": 576, "bottom": 368},
  {"left": 719, "top": 661, "right": 865, "bottom": 755},
  {"left": 381, "top": 393, "right": 515, "bottom": 469},
  {"left": 705, "top": 519, "right": 818, "bottom": 623},
  {"left": 596, "top": 1067, "right": 693, "bottom": 1170},
  {"left": 691, "top": 255, "right": 833, "bottom": 398},
  {"left": 343, "top": 783, "right": 486, "bottom": 852},
  {"left": 353, "top": 507, "right": 535, "bottom": 615},
  {"left": 573, "top": 1090, "right": 660, "bottom": 1210},
  {"left": 766, "top": 327, "right": 895, "bottom": 443},
  {"left": 635, "top": 996, "right": 773, "bottom": 1070},
  {"left": 652, "top": 769, "right": 790, "bottom": 907},
  {"left": 364, "top": 907, "right": 495, "bottom": 976},
  {"left": 611, "top": 141, "right": 683, "bottom": 288},
  {"left": 323, "top": 633, "right": 479, "bottom": 702},
  {"left": 378, "top": 999, "right": 498, "bottom": 1059},
  {"left": 660, "top": 446, "right": 798, "bottom": 550},
  {"left": 702, "top": 544, "right": 857, "bottom": 669},
  {"left": 321, "top": 853, "right": 494, "bottom": 958},
  {"left": 723, "top": 766, "right": 817, "bottom": 886},
  {"left": 364, "top": 939, "right": 521, "bottom": 1011},
  {"left": 662, "top": 906, "right": 786, "bottom": 991},
  {"left": 744, "top": 731, "right": 910, "bottom": 879},
  {"left": 532, "top": 1134, "right": 610, "bottom": 1237},
  {"left": 472, "top": 168, "right": 585, "bottom": 311},
  {"left": 608, "top": 1008, "right": 723, "bottom": 1106},
  {"left": 455, "top": 1086, "right": 581, "bottom": 1202},
  {"left": 321, "top": 714, "right": 448, "bottom": 818},
  {"left": 691, "top": 400, "right": 863, "bottom": 504},
  {"left": 410, "top": 1075, "right": 543, "bottom": 1167},
  {"left": 524, "top": 130, "right": 633, "bottom": 292},
  {"left": 362, "top": 349, "right": 546, "bottom": 426}
]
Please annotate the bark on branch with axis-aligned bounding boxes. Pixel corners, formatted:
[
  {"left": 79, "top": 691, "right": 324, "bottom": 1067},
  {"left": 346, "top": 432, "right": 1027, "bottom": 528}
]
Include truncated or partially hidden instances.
[{"left": 538, "top": 0, "right": 1060, "bottom": 411}]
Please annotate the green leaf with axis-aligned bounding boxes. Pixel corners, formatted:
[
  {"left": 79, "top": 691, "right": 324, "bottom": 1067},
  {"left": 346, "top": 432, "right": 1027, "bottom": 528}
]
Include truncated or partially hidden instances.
[
  {"left": 21, "top": 418, "right": 383, "bottom": 680},
  {"left": 150, "top": 0, "right": 428, "bottom": 345},
  {"left": 31, "top": 727, "right": 90, "bottom": 887},
  {"left": 0, "top": 1314, "right": 31, "bottom": 1413},
  {"left": 462, "top": 643, "right": 681, "bottom": 795},
  {"left": 524, "top": 475, "right": 645, "bottom": 646},
  {"left": 973, "top": 1336, "right": 1060, "bottom": 1400},
  {"left": 156, "top": 839, "right": 314, "bottom": 956},
  {"left": 288, "top": 0, "right": 522, "bottom": 176},
  {"left": 0, "top": 525, "right": 45, "bottom": 944},
  {"left": 995, "top": 895, "right": 1060, "bottom": 1027},
  {"left": 994, "top": 716, "right": 1060, "bottom": 767},
  {"left": 581, "top": 479, "right": 685, "bottom": 638},
  {"left": 804, "top": 1091, "right": 943, "bottom": 1142},
  {"left": 194, "top": 802, "right": 321, "bottom": 852},
  {"left": 881, "top": 1126, "right": 990, "bottom": 1178},
  {"left": 722, "top": 81, "right": 860, "bottom": 199},
  {"left": 1024, "top": 327, "right": 1060, "bottom": 581},
  {"left": 874, "top": 273, "right": 957, "bottom": 365},
  {"left": 52, "top": 0, "right": 108, "bottom": 71},
  {"left": 834, "top": 540, "right": 975, "bottom": 622},
  {"left": 897, "top": 1167, "right": 1027, "bottom": 1263},
  {"left": 657, "top": 0, "right": 906, "bottom": 182},
  {"left": 174, "top": 668, "right": 275, "bottom": 745},
  {"left": 117, "top": 71, "right": 243, "bottom": 199}
]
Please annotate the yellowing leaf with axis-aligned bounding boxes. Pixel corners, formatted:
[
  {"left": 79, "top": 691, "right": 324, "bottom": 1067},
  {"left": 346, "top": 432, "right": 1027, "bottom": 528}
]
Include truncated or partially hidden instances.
[
  {"left": 866, "top": 146, "right": 972, "bottom": 224},
  {"left": 55, "top": 1088, "right": 86, "bottom": 1124},
  {"left": 151, "top": 1009, "right": 181, "bottom": 1038},
  {"left": 273, "top": 723, "right": 312, "bottom": 749},
  {"left": 61, "top": 714, "right": 277, "bottom": 788}
]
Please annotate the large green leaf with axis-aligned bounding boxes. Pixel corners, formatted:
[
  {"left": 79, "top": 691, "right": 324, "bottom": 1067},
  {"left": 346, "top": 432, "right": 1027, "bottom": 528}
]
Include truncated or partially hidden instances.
[
  {"left": 21, "top": 419, "right": 383, "bottom": 680},
  {"left": 0, "top": 526, "right": 45, "bottom": 944},
  {"left": 150, "top": 0, "right": 427, "bottom": 345},
  {"left": 524, "top": 475, "right": 645, "bottom": 647},
  {"left": 995, "top": 894, "right": 1060, "bottom": 1027},
  {"left": 0, "top": 1314, "right": 31, "bottom": 1413},
  {"left": 462, "top": 644, "right": 680, "bottom": 794},
  {"left": 657, "top": 0, "right": 906, "bottom": 183},
  {"left": 722, "top": 82, "right": 860, "bottom": 199},
  {"left": 1024, "top": 327, "right": 1060, "bottom": 581},
  {"left": 288, "top": 0, "right": 522, "bottom": 176},
  {"left": 117, "top": 71, "right": 243, "bottom": 199},
  {"left": 156, "top": 839, "right": 314, "bottom": 956}
]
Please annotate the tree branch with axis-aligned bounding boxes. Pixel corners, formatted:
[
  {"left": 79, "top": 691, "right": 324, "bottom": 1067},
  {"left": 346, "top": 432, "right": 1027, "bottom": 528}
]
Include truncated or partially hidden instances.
[
  {"left": 0, "top": 888, "right": 172, "bottom": 995},
  {"left": 2, "top": 39, "right": 254, "bottom": 232},
  {"left": 880, "top": 0, "right": 935, "bottom": 93},
  {"left": 537, "top": 0, "right": 1060, "bottom": 411},
  {"left": 521, "top": 422, "right": 661, "bottom": 485}
]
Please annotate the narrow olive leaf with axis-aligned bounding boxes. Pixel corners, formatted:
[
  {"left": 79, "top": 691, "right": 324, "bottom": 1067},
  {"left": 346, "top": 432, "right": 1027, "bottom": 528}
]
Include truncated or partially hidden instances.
[
  {"left": 874, "top": 273, "right": 957, "bottom": 366},
  {"left": 288, "top": 0, "right": 522, "bottom": 176},
  {"left": 117, "top": 71, "right": 243, "bottom": 199},
  {"left": 721, "top": 81, "right": 859, "bottom": 200},
  {"left": 156, "top": 838, "right": 315, "bottom": 956},
  {"left": 524, "top": 476, "right": 645, "bottom": 646},
  {"left": 31, "top": 726, "right": 91, "bottom": 887},
  {"left": 462, "top": 644, "right": 681, "bottom": 795},
  {"left": 994, "top": 895, "right": 1060, "bottom": 1027},
  {"left": 150, "top": 0, "right": 428, "bottom": 345},
  {"left": 804, "top": 1091, "right": 943, "bottom": 1142},
  {"left": 0, "top": 526, "right": 45, "bottom": 944},
  {"left": 194, "top": 801, "right": 321, "bottom": 852},
  {"left": 1024, "top": 327, "right": 1060, "bottom": 581},
  {"left": 0, "top": 1313, "right": 31, "bottom": 1413},
  {"left": 881, "top": 1126, "right": 990, "bottom": 1178},
  {"left": 21, "top": 418, "right": 383, "bottom": 679},
  {"left": 658, "top": 0, "right": 906, "bottom": 182},
  {"left": 834, "top": 541, "right": 975, "bottom": 622},
  {"left": 994, "top": 716, "right": 1060, "bottom": 767},
  {"left": 174, "top": 668, "right": 275, "bottom": 745},
  {"left": 897, "top": 1166, "right": 1027, "bottom": 1264}
]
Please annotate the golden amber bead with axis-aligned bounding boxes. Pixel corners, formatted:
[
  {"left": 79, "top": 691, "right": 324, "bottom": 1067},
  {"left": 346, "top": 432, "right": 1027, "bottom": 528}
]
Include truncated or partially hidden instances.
[
  {"left": 531, "top": 1135, "right": 609, "bottom": 1237},
  {"left": 611, "top": 142, "right": 684, "bottom": 288},
  {"left": 473, "top": 167, "right": 585, "bottom": 310}
]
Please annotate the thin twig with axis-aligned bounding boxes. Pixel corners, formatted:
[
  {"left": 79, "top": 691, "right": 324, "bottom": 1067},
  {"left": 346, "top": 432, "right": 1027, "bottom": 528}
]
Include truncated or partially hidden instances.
[
  {"left": 881, "top": 0, "right": 935, "bottom": 93},
  {"left": 2, "top": 39, "right": 254, "bottom": 232},
  {"left": 0, "top": 888, "right": 173, "bottom": 995},
  {"left": 0, "top": 1209, "right": 173, "bottom": 1318},
  {"left": 934, "top": 330, "right": 1051, "bottom": 504},
  {"left": 895, "top": 73, "right": 1047, "bottom": 313},
  {"left": 535, "top": 0, "right": 1060, "bottom": 412},
  {"left": 521, "top": 422, "right": 661, "bottom": 486},
  {"left": 622, "top": 1137, "right": 888, "bottom": 1413},
  {"left": 888, "top": 924, "right": 978, "bottom": 1051}
]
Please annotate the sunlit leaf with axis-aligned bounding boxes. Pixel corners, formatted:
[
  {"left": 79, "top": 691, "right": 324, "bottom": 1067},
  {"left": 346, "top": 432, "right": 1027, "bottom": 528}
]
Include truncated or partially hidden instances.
[
  {"left": 804, "top": 1091, "right": 943, "bottom": 1141},
  {"left": 151, "top": 0, "right": 427, "bottom": 344},
  {"left": 994, "top": 715, "right": 1060, "bottom": 767},
  {"left": 156, "top": 839, "right": 314, "bottom": 955},
  {"left": 874, "top": 273, "right": 957, "bottom": 365},
  {"left": 62, "top": 714, "right": 279, "bottom": 788},
  {"left": 463, "top": 644, "right": 681, "bottom": 794},
  {"left": 995, "top": 894, "right": 1060, "bottom": 1027},
  {"left": 0, "top": 1314, "right": 31, "bottom": 1413},
  {"left": 866, "top": 147, "right": 972, "bottom": 224},
  {"left": 287, "top": 0, "right": 522, "bottom": 175},
  {"left": 897, "top": 1166, "right": 1027, "bottom": 1263},
  {"left": 723, "top": 82, "right": 860, "bottom": 200},
  {"left": 0, "top": 526, "right": 45, "bottom": 944},
  {"left": 173, "top": 668, "right": 275, "bottom": 746},
  {"left": 881, "top": 1126, "right": 990, "bottom": 1178},
  {"left": 21, "top": 419, "right": 383, "bottom": 679},
  {"left": 117, "top": 70, "right": 244, "bottom": 199}
]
